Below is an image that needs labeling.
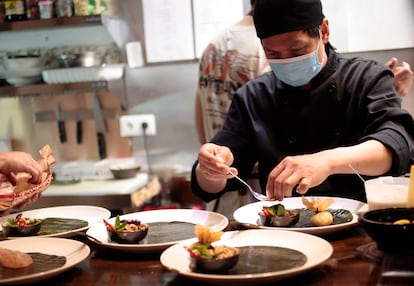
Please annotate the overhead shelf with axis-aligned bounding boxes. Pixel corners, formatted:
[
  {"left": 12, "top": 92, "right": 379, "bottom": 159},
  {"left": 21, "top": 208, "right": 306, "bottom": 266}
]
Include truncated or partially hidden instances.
[
  {"left": 0, "top": 81, "right": 109, "bottom": 97},
  {"left": 0, "top": 15, "right": 102, "bottom": 32}
]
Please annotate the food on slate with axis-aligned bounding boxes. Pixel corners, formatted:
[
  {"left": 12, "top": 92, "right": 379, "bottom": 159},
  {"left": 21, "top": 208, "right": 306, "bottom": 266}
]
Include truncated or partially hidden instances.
[
  {"left": 185, "top": 224, "right": 239, "bottom": 272},
  {"left": 3, "top": 213, "right": 41, "bottom": 228},
  {"left": 258, "top": 203, "right": 300, "bottom": 227},
  {"left": 2, "top": 213, "right": 42, "bottom": 236},
  {"left": 302, "top": 196, "right": 334, "bottom": 226},
  {"left": 104, "top": 215, "right": 148, "bottom": 244},
  {"left": 0, "top": 247, "right": 33, "bottom": 268}
]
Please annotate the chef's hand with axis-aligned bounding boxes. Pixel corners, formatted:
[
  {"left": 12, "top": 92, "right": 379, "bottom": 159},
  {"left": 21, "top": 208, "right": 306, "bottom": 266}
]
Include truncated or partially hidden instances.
[
  {"left": 386, "top": 57, "right": 413, "bottom": 97},
  {"left": 0, "top": 152, "right": 43, "bottom": 185},
  {"left": 266, "top": 153, "right": 331, "bottom": 201},
  {"left": 197, "top": 143, "right": 236, "bottom": 179}
]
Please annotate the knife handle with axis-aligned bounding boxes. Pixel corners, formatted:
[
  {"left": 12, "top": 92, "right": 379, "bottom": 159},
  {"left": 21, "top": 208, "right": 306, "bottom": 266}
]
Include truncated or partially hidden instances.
[
  {"left": 76, "top": 121, "right": 82, "bottom": 144},
  {"left": 97, "top": 132, "right": 107, "bottom": 159},
  {"left": 58, "top": 121, "right": 67, "bottom": 143}
]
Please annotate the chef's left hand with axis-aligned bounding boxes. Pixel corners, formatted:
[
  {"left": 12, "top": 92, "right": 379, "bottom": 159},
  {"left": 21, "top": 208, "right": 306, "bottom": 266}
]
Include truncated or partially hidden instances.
[{"left": 266, "top": 153, "right": 331, "bottom": 201}]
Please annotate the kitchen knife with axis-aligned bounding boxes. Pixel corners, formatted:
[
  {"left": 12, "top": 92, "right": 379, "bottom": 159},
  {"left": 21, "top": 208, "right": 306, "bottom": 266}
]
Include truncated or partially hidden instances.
[
  {"left": 55, "top": 104, "right": 67, "bottom": 143},
  {"left": 76, "top": 120, "right": 82, "bottom": 144},
  {"left": 92, "top": 93, "right": 107, "bottom": 159}
]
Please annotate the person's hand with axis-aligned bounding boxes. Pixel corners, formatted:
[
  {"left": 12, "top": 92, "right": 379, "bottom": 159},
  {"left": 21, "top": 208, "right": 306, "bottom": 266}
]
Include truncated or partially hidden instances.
[
  {"left": 386, "top": 57, "right": 413, "bottom": 97},
  {"left": 0, "top": 152, "right": 43, "bottom": 186},
  {"left": 197, "top": 143, "right": 236, "bottom": 180},
  {"left": 266, "top": 153, "right": 332, "bottom": 201}
]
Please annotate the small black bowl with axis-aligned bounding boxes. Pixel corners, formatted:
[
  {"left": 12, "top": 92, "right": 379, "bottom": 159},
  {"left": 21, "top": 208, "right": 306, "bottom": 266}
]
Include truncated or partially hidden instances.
[
  {"left": 258, "top": 209, "right": 300, "bottom": 227},
  {"left": 189, "top": 246, "right": 239, "bottom": 273},
  {"left": 358, "top": 208, "right": 414, "bottom": 252},
  {"left": 2, "top": 219, "right": 42, "bottom": 237},
  {"left": 107, "top": 221, "right": 149, "bottom": 244}
]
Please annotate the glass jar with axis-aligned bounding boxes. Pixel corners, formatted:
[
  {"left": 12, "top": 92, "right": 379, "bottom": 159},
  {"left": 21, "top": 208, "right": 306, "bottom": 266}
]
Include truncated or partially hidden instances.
[
  {"left": 4, "top": 0, "right": 26, "bottom": 21},
  {"left": 0, "top": 1, "right": 5, "bottom": 23},
  {"left": 38, "top": 0, "right": 53, "bottom": 19},
  {"left": 25, "top": 0, "right": 39, "bottom": 19},
  {"left": 56, "top": 0, "right": 72, "bottom": 17}
]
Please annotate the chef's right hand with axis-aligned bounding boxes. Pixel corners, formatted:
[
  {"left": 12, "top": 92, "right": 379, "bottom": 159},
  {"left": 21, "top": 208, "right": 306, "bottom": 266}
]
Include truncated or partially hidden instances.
[{"left": 197, "top": 143, "right": 237, "bottom": 180}]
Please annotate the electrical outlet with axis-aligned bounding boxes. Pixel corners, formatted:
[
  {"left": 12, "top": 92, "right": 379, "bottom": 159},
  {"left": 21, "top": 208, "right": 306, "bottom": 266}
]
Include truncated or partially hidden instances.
[{"left": 119, "top": 114, "right": 157, "bottom": 137}]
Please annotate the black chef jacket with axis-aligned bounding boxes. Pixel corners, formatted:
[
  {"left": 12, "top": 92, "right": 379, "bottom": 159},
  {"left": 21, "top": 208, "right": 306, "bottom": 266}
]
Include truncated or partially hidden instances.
[{"left": 192, "top": 44, "right": 414, "bottom": 203}]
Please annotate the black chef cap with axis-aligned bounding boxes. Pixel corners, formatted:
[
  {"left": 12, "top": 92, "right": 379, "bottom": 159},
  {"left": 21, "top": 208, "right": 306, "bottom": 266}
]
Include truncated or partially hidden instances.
[{"left": 254, "top": 0, "right": 324, "bottom": 39}]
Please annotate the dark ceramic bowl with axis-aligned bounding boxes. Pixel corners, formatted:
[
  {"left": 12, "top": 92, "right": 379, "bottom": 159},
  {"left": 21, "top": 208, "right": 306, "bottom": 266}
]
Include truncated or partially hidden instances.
[
  {"left": 358, "top": 208, "right": 414, "bottom": 252},
  {"left": 107, "top": 221, "right": 148, "bottom": 244},
  {"left": 2, "top": 219, "right": 42, "bottom": 237},
  {"left": 258, "top": 209, "right": 300, "bottom": 227},
  {"left": 110, "top": 164, "right": 141, "bottom": 179},
  {"left": 190, "top": 246, "right": 239, "bottom": 273}
]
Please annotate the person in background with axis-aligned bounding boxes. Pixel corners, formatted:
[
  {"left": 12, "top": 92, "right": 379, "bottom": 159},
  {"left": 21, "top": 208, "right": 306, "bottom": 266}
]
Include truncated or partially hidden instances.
[
  {"left": 386, "top": 57, "right": 413, "bottom": 97},
  {"left": 194, "top": 0, "right": 269, "bottom": 218},
  {"left": 191, "top": 0, "right": 414, "bottom": 205},
  {"left": 0, "top": 151, "right": 43, "bottom": 214}
]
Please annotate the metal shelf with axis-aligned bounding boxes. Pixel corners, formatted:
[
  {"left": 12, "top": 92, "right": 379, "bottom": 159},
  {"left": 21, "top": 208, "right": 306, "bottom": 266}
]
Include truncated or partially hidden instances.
[
  {"left": 0, "top": 15, "right": 102, "bottom": 32},
  {"left": 0, "top": 81, "right": 108, "bottom": 97}
]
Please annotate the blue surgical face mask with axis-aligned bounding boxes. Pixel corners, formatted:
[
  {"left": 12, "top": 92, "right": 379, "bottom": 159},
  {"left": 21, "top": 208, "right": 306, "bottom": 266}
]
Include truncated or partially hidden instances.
[{"left": 267, "top": 43, "right": 324, "bottom": 87}]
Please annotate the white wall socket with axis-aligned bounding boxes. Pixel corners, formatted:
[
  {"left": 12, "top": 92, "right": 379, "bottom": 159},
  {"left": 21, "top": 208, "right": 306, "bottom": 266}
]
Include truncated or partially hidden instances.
[{"left": 119, "top": 114, "right": 157, "bottom": 137}]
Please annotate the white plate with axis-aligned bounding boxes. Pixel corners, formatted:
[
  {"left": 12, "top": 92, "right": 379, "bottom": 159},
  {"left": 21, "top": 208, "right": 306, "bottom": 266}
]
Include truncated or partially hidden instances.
[
  {"left": 86, "top": 209, "right": 228, "bottom": 253},
  {"left": 0, "top": 237, "right": 90, "bottom": 285},
  {"left": 160, "top": 229, "right": 333, "bottom": 285},
  {"left": 233, "top": 196, "right": 366, "bottom": 235},
  {"left": 0, "top": 205, "right": 111, "bottom": 238}
]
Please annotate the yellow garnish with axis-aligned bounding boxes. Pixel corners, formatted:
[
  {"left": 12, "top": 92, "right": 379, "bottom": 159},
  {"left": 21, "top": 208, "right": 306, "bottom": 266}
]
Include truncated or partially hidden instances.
[
  {"left": 393, "top": 219, "right": 411, "bottom": 225},
  {"left": 195, "top": 224, "right": 223, "bottom": 244},
  {"left": 302, "top": 196, "right": 334, "bottom": 212}
]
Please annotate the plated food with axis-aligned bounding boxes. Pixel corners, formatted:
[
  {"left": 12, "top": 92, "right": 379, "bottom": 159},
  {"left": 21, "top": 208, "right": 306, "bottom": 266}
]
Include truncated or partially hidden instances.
[
  {"left": 258, "top": 204, "right": 300, "bottom": 227},
  {"left": 161, "top": 229, "right": 333, "bottom": 284},
  {"left": 233, "top": 197, "right": 364, "bottom": 235},
  {"left": 0, "top": 205, "right": 111, "bottom": 238},
  {"left": 86, "top": 209, "right": 229, "bottom": 253},
  {"left": 186, "top": 225, "right": 239, "bottom": 273},
  {"left": 0, "top": 237, "right": 90, "bottom": 284},
  {"left": 2, "top": 213, "right": 42, "bottom": 237},
  {"left": 104, "top": 215, "right": 149, "bottom": 244}
]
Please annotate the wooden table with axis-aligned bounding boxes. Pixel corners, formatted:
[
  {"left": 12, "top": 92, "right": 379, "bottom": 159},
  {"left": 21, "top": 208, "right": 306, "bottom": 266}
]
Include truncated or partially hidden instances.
[{"left": 26, "top": 223, "right": 404, "bottom": 286}]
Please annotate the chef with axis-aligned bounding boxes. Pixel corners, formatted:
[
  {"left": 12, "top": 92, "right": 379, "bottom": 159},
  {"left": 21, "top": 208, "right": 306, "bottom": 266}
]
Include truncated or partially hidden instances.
[{"left": 191, "top": 0, "right": 414, "bottom": 203}]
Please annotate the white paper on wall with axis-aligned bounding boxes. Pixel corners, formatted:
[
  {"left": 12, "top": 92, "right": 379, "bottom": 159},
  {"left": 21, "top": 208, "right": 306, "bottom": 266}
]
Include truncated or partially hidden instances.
[
  {"left": 192, "top": 0, "right": 244, "bottom": 58},
  {"left": 142, "top": 0, "right": 195, "bottom": 63}
]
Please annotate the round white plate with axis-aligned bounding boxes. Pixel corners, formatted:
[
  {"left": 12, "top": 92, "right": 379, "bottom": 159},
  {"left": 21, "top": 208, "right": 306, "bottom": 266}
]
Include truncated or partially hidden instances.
[
  {"left": 0, "top": 205, "right": 111, "bottom": 238},
  {"left": 0, "top": 237, "right": 90, "bottom": 285},
  {"left": 160, "top": 229, "right": 333, "bottom": 285},
  {"left": 86, "top": 209, "right": 228, "bottom": 253},
  {"left": 233, "top": 196, "right": 366, "bottom": 235}
]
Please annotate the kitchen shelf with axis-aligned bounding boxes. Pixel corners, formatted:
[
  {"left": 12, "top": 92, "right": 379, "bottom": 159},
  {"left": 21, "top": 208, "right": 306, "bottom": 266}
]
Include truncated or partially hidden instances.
[
  {"left": 0, "top": 15, "right": 102, "bottom": 32},
  {"left": 0, "top": 81, "right": 108, "bottom": 97}
]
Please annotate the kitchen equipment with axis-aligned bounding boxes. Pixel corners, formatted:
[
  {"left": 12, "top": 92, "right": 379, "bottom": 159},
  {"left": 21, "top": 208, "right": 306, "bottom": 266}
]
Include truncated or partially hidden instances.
[
  {"left": 364, "top": 177, "right": 409, "bottom": 210},
  {"left": 92, "top": 94, "right": 107, "bottom": 159},
  {"left": 228, "top": 170, "right": 273, "bottom": 201},
  {"left": 76, "top": 120, "right": 82, "bottom": 144},
  {"left": 55, "top": 104, "right": 67, "bottom": 143},
  {"left": 41, "top": 64, "right": 124, "bottom": 84},
  {"left": 358, "top": 207, "right": 414, "bottom": 252},
  {"left": 110, "top": 163, "right": 141, "bottom": 179},
  {"left": 57, "top": 50, "right": 104, "bottom": 68}
]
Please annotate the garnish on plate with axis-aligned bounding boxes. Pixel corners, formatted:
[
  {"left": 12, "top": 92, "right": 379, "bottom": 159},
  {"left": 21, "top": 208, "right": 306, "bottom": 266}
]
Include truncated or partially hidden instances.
[
  {"left": 104, "top": 215, "right": 148, "bottom": 244},
  {"left": 302, "top": 196, "right": 334, "bottom": 226},
  {"left": 185, "top": 224, "right": 239, "bottom": 273},
  {"left": 258, "top": 203, "right": 300, "bottom": 227}
]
